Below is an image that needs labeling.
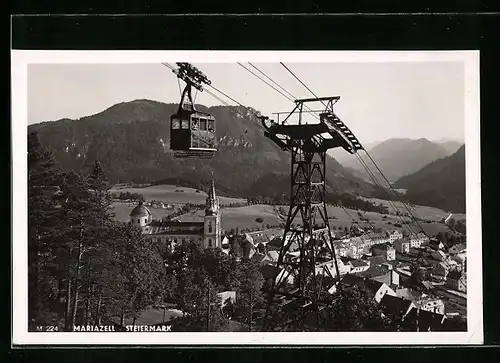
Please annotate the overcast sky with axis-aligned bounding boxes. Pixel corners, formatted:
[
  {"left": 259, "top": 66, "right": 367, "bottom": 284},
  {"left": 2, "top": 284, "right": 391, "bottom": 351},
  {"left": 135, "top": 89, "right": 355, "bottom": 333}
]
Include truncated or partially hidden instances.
[{"left": 28, "top": 62, "right": 465, "bottom": 144}]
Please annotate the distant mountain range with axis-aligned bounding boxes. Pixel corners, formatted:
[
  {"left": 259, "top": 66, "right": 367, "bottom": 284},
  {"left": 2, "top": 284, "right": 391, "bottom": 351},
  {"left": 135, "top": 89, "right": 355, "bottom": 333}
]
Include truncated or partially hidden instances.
[
  {"left": 28, "top": 99, "right": 377, "bottom": 199},
  {"left": 334, "top": 138, "right": 464, "bottom": 184},
  {"left": 434, "top": 140, "right": 464, "bottom": 155},
  {"left": 393, "top": 145, "right": 465, "bottom": 213}
]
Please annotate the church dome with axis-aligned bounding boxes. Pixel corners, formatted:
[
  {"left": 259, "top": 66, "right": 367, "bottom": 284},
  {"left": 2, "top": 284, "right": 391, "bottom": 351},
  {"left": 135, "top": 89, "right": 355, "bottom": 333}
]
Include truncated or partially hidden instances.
[{"left": 130, "top": 201, "right": 151, "bottom": 217}]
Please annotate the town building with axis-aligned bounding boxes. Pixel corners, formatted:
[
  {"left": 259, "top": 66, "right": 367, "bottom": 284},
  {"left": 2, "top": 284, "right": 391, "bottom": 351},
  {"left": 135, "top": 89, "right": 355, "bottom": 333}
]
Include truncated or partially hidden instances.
[
  {"left": 409, "top": 233, "right": 427, "bottom": 248},
  {"left": 415, "top": 296, "right": 446, "bottom": 315},
  {"left": 260, "top": 265, "right": 294, "bottom": 286},
  {"left": 315, "top": 258, "right": 352, "bottom": 278},
  {"left": 346, "top": 244, "right": 361, "bottom": 259},
  {"left": 334, "top": 242, "right": 350, "bottom": 258},
  {"left": 451, "top": 253, "right": 466, "bottom": 272},
  {"left": 361, "top": 263, "right": 400, "bottom": 288},
  {"left": 446, "top": 270, "right": 467, "bottom": 292},
  {"left": 246, "top": 229, "right": 283, "bottom": 244},
  {"left": 431, "top": 261, "right": 449, "bottom": 281},
  {"left": 339, "top": 274, "right": 396, "bottom": 303},
  {"left": 348, "top": 259, "right": 370, "bottom": 274},
  {"left": 361, "top": 254, "right": 387, "bottom": 267},
  {"left": 217, "top": 291, "right": 236, "bottom": 308},
  {"left": 130, "top": 177, "right": 222, "bottom": 249},
  {"left": 427, "top": 239, "right": 445, "bottom": 251},
  {"left": 380, "top": 294, "right": 416, "bottom": 319},
  {"left": 395, "top": 287, "right": 422, "bottom": 301},
  {"left": 393, "top": 237, "right": 411, "bottom": 254},
  {"left": 251, "top": 251, "right": 278, "bottom": 266},
  {"left": 389, "top": 229, "right": 404, "bottom": 243},
  {"left": 362, "top": 232, "right": 390, "bottom": 246},
  {"left": 449, "top": 243, "right": 466, "bottom": 255},
  {"left": 371, "top": 243, "right": 396, "bottom": 261},
  {"left": 431, "top": 250, "right": 447, "bottom": 262},
  {"left": 402, "top": 308, "right": 447, "bottom": 332}
]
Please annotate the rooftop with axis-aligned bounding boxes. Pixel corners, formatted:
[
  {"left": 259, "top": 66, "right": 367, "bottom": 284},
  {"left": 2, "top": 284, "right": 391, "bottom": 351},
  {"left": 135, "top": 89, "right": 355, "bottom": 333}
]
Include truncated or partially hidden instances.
[
  {"left": 394, "top": 237, "right": 410, "bottom": 244},
  {"left": 130, "top": 201, "right": 152, "bottom": 217},
  {"left": 380, "top": 294, "right": 414, "bottom": 317},
  {"left": 396, "top": 288, "right": 422, "bottom": 301},
  {"left": 362, "top": 255, "right": 387, "bottom": 266},
  {"left": 365, "top": 232, "right": 389, "bottom": 239},
  {"left": 403, "top": 308, "right": 446, "bottom": 331},
  {"left": 143, "top": 222, "right": 204, "bottom": 235},
  {"left": 350, "top": 259, "right": 368, "bottom": 268},
  {"left": 361, "top": 265, "right": 392, "bottom": 279},
  {"left": 447, "top": 270, "right": 463, "bottom": 280},
  {"left": 450, "top": 243, "right": 466, "bottom": 252},
  {"left": 340, "top": 274, "right": 385, "bottom": 295},
  {"left": 372, "top": 243, "right": 394, "bottom": 251}
]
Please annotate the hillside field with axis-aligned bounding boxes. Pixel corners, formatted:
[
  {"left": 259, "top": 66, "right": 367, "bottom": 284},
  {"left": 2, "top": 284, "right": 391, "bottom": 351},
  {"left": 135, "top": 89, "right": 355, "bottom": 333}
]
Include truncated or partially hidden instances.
[
  {"left": 109, "top": 184, "right": 456, "bottom": 237},
  {"left": 291, "top": 204, "right": 452, "bottom": 237},
  {"left": 173, "top": 203, "right": 452, "bottom": 236},
  {"left": 112, "top": 202, "right": 175, "bottom": 222},
  {"left": 111, "top": 184, "right": 246, "bottom": 205},
  {"left": 177, "top": 204, "right": 285, "bottom": 231},
  {"left": 362, "top": 197, "right": 466, "bottom": 221}
]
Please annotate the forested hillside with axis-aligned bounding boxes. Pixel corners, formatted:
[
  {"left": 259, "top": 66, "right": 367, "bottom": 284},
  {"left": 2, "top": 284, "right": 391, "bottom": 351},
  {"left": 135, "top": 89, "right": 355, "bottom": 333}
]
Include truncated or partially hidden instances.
[
  {"left": 393, "top": 146, "right": 466, "bottom": 213},
  {"left": 29, "top": 99, "right": 376, "bottom": 198}
]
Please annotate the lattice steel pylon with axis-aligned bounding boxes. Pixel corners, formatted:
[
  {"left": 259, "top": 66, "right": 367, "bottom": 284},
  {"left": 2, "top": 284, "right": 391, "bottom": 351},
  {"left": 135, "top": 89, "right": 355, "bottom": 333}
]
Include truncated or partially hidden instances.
[{"left": 260, "top": 96, "right": 364, "bottom": 331}]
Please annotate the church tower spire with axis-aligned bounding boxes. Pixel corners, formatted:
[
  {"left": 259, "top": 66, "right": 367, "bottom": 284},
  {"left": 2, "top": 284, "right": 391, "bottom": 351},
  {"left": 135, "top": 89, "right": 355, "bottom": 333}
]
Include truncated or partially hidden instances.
[
  {"left": 206, "top": 172, "right": 219, "bottom": 215},
  {"left": 204, "top": 173, "right": 221, "bottom": 248}
]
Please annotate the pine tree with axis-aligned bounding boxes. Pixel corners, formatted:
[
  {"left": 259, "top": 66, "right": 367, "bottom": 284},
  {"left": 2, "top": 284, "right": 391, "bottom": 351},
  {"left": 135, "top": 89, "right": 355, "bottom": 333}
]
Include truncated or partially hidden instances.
[
  {"left": 171, "top": 267, "right": 228, "bottom": 332},
  {"left": 55, "top": 171, "right": 96, "bottom": 330},
  {"left": 319, "top": 285, "right": 394, "bottom": 332},
  {"left": 28, "top": 132, "right": 62, "bottom": 328},
  {"left": 233, "top": 260, "right": 265, "bottom": 331},
  {"left": 100, "top": 223, "right": 169, "bottom": 325},
  {"left": 79, "top": 160, "right": 116, "bottom": 325}
]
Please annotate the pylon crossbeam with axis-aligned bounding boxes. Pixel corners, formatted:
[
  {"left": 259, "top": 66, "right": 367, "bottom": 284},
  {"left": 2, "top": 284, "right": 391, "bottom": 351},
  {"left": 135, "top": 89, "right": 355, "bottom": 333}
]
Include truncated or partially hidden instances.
[{"left": 262, "top": 97, "right": 356, "bottom": 332}]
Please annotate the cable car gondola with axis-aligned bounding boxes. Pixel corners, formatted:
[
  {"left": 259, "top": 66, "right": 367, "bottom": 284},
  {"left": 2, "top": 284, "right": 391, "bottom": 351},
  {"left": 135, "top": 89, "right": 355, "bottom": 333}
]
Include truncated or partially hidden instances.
[{"left": 169, "top": 63, "right": 217, "bottom": 159}]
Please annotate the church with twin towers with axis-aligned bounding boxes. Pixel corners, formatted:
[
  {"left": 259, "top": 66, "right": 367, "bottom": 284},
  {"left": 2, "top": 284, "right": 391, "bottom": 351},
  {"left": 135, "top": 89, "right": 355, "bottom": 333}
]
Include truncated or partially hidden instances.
[{"left": 129, "top": 176, "right": 222, "bottom": 249}]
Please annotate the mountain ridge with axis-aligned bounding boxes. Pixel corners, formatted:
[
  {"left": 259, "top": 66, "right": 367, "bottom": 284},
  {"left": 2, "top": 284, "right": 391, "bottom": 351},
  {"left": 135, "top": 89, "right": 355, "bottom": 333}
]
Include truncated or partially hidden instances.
[
  {"left": 393, "top": 145, "right": 465, "bottom": 213},
  {"left": 28, "top": 99, "right": 376, "bottom": 199},
  {"left": 337, "top": 137, "right": 454, "bottom": 183}
]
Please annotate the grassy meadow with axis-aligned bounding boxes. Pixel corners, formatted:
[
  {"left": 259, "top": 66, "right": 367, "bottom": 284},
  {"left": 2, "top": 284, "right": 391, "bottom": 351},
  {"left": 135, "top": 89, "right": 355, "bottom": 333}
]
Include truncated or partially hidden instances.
[
  {"left": 177, "top": 204, "right": 285, "bottom": 231},
  {"left": 110, "top": 184, "right": 246, "bottom": 205},
  {"left": 110, "top": 184, "right": 456, "bottom": 237}
]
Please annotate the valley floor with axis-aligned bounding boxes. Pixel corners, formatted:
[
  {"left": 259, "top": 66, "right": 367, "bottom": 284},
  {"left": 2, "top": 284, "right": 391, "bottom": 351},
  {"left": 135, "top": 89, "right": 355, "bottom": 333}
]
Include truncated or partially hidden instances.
[{"left": 111, "top": 186, "right": 457, "bottom": 237}]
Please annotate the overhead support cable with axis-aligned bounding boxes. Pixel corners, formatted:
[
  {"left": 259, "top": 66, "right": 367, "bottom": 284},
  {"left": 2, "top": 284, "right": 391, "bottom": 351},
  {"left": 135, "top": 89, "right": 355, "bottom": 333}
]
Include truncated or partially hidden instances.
[
  {"left": 360, "top": 150, "right": 429, "bottom": 237},
  {"left": 280, "top": 61, "right": 428, "bottom": 238},
  {"left": 354, "top": 153, "right": 419, "bottom": 239},
  {"left": 167, "top": 61, "right": 424, "bottom": 238},
  {"left": 206, "top": 83, "right": 248, "bottom": 109},
  {"left": 236, "top": 63, "right": 385, "bottom": 239},
  {"left": 238, "top": 63, "right": 325, "bottom": 130},
  {"left": 204, "top": 88, "right": 232, "bottom": 107},
  {"left": 238, "top": 63, "right": 296, "bottom": 103},
  {"left": 280, "top": 62, "right": 328, "bottom": 109},
  {"left": 248, "top": 62, "right": 298, "bottom": 101}
]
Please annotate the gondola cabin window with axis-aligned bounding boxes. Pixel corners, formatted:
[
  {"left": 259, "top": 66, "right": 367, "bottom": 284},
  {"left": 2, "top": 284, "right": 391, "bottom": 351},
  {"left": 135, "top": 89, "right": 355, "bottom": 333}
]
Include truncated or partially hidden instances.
[
  {"left": 168, "top": 62, "right": 217, "bottom": 159},
  {"left": 200, "top": 118, "right": 207, "bottom": 131},
  {"left": 170, "top": 112, "right": 217, "bottom": 157},
  {"left": 191, "top": 116, "right": 199, "bottom": 130}
]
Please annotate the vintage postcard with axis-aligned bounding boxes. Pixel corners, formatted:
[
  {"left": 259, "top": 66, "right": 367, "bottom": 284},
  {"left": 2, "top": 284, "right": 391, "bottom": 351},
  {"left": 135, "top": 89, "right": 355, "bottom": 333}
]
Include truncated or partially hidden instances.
[{"left": 11, "top": 50, "right": 482, "bottom": 345}]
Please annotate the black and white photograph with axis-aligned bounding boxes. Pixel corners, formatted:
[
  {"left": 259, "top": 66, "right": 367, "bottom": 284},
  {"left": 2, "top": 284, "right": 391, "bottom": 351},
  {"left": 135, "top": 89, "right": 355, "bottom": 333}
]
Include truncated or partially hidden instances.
[{"left": 12, "top": 51, "right": 482, "bottom": 345}]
